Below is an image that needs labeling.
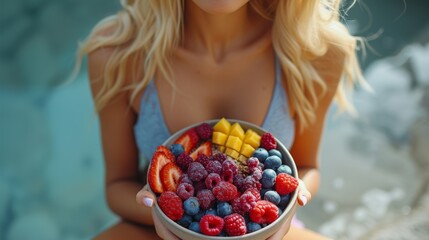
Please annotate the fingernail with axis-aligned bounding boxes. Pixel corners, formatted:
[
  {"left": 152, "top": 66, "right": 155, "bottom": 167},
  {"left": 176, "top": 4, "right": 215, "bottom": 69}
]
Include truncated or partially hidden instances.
[
  {"left": 143, "top": 197, "right": 153, "bottom": 207},
  {"left": 299, "top": 195, "right": 307, "bottom": 206}
]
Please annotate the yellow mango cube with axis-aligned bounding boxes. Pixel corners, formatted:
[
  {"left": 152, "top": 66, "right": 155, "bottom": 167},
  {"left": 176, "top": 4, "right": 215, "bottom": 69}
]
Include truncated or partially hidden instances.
[
  {"left": 225, "top": 136, "right": 243, "bottom": 152},
  {"left": 243, "top": 129, "right": 261, "bottom": 149},
  {"left": 213, "top": 118, "right": 231, "bottom": 134},
  {"left": 237, "top": 155, "right": 248, "bottom": 163},
  {"left": 212, "top": 131, "right": 228, "bottom": 146},
  {"left": 225, "top": 148, "right": 239, "bottom": 159},
  {"left": 229, "top": 123, "right": 245, "bottom": 140},
  {"left": 239, "top": 143, "right": 255, "bottom": 158},
  {"left": 218, "top": 146, "right": 226, "bottom": 153}
]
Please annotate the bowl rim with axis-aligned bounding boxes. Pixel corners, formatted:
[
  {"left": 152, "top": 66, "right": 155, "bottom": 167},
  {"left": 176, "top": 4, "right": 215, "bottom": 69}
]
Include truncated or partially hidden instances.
[{"left": 147, "top": 118, "right": 299, "bottom": 239}]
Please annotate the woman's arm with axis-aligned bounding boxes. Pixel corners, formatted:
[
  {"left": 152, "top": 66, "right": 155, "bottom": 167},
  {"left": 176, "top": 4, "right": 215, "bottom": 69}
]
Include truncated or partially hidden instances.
[
  {"left": 87, "top": 47, "right": 153, "bottom": 226},
  {"left": 289, "top": 45, "right": 346, "bottom": 201}
]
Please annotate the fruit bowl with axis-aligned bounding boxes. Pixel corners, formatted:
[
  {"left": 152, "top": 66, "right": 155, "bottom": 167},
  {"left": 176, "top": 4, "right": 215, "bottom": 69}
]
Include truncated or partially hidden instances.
[{"left": 147, "top": 119, "right": 299, "bottom": 240}]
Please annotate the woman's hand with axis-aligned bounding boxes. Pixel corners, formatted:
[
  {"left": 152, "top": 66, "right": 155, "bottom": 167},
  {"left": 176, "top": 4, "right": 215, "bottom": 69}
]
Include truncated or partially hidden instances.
[
  {"left": 136, "top": 185, "right": 180, "bottom": 240},
  {"left": 266, "top": 178, "right": 311, "bottom": 240}
]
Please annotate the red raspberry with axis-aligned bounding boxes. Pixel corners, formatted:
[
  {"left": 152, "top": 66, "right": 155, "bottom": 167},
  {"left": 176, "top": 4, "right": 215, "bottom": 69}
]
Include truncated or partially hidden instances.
[
  {"left": 233, "top": 174, "right": 245, "bottom": 191},
  {"left": 199, "top": 214, "right": 224, "bottom": 236},
  {"left": 158, "top": 191, "right": 184, "bottom": 221},
  {"left": 222, "top": 159, "right": 239, "bottom": 175},
  {"left": 205, "top": 173, "right": 221, "bottom": 189},
  {"left": 231, "top": 198, "right": 246, "bottom": 215},
  {"left": 210, "top": 153, "right": 227, "bottom": 163},
  {"left": 196, "top": 123, "right": 213, "bottom": 140},
  {"left": 242, "top": 175, "right": 261, "bottom": 192},
  {"left": 238, "top": 191, "right": 258, "bottom": 213},
  {"left": 275, "top": 173, "right": 299, "bottom": 195},
  {"left": 249, "top": 200, "right": 279, "bottom": 224},
  {"left": 193, "top": 180, "right": 207, "bottom": 193},
  {"left": 247, "top": 157, "right": 259, "bottom": 169},
  {"left": 187, "top": 162, "right": 208, "bottom": 182},
  {"left": 196, "top": 154, "right": 210, "bottom": 168},
  {"left": 245, "top": 188, "right": 261, "bottom": 201},
  {"left": 176, "top": 153, "right": 193, "bottom": 171},
  {"left": 260, "top": 133, "right": 277, "bottom": 150},
  {"left": 224, "top": 213, "right": 247, "bottom": 236},
  {"left": 196, "top": 189, "right": 216, "bottom": 210},
  {"left": 221, "top": 169, "right": 234, "bottom": 183},
  {"left": 176, "top": 183, "right": 194, "bottom": 200},
  {"left": 212, "top": 181, "right": 238, "bottom": 202},
  {"left": 178, "top": 173, "right": 193, "bottom": 185},
  {"left": 205, "top": 160, "right": 222, "bottom": 174}
]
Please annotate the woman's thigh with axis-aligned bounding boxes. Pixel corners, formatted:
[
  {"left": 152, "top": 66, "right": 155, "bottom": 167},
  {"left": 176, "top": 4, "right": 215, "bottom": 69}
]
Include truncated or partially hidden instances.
[{"left": 93, "top": 221, "right": 161, "bottom": 240}]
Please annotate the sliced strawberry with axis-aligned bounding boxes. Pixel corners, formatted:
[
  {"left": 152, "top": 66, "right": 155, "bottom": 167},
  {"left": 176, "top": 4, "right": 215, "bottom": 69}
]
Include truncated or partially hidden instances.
[
  {"left": 148, "top": 152, "right": 173, "bottom": 193},
  {"left": 174, "top": 128, "right": 199, "bottom": 154},
  {"left": 160, "top": 162, "right": 183, "bottom": 192},
  {"left": 155, "top": 145, "right": 175, "bottom": 161},
  {"left": 190, "top": 141, "right": 212, "bottom": 160}
]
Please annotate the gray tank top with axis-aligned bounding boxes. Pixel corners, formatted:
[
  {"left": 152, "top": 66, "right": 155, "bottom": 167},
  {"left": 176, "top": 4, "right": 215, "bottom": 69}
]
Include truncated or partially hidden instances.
[{"left": 134, "top": 57, "right": 295, "bottom": 170}]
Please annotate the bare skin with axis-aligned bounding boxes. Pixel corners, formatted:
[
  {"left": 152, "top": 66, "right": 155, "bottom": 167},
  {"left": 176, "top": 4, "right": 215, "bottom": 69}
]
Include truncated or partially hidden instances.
[{"left": 89, "top": 0, "right": 343, "bottom": 239}]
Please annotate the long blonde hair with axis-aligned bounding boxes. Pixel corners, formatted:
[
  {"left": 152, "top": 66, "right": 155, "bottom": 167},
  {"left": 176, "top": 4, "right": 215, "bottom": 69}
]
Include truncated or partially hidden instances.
[{"left": 75, "top": 0, "right": 366, "bottom": 128}]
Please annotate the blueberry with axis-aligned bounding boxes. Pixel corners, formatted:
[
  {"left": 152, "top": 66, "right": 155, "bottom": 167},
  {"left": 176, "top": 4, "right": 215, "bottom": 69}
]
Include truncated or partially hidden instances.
[
  {"left": 169, "top": 144, "right": 184, "bottom": 157},
  {"left": 261, "top": 169, "right": 276, "bottom": 188},
  {"left": 278, "top": 194, "right": 291, "bottom": 209},
  {"left": 252, "top": 148, "right": 269, "bottom": 163},
  {"left": 218, "top": 231, "right": 227, "bottom": 236},
  {"left": 183, "top": 197, "right": 200, "bottom": 216},
  {"left": 205, "top": 208, "right": 217, "bottom": 216},
  {"left": 264, "top": 156, "right": 282, "bottom": 170},
  {"left": 276, "top": 165, "right": 292, "bottom": 175},
  {"left": 268, "top": 149, "right": 282, "bottom": 159},
  {"left": 188, "top": 222, "right": 201, "bottom": 233},
  {"left": 193, "top": 210, "right": 204, "bottom": 221},
  {"left": 246, "top": 222, "right": 262, "bottom": 233},
  {"left": 264, "top": 191, "right": 281, "bottom": 205},
  {"left": 260, "top": 188, "right": 271, "bottom": 197},
  {"left": 216, "top": 202, "right": 232, "bottom": 218},
  {"left": 177, "top": 214, "right": 193, "bottom": 228}
]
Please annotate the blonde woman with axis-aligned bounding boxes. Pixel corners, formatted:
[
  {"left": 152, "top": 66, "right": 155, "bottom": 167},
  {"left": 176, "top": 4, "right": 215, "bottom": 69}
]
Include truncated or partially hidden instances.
[{"left": 77, "top": 0, "right": 365, "bottom": 239}]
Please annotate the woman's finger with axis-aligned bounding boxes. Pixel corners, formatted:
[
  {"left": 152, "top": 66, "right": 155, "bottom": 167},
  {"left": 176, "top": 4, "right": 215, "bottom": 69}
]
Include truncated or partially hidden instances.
[
  {"left": 136, "top": 185, "right": 155, "bottom": 207},
  {"left": 297, "top": 179, "right": 311, "bottom": 206}
]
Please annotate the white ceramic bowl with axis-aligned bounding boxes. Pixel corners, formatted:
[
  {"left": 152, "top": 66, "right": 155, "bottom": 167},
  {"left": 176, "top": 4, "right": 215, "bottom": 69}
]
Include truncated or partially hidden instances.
[{"left": 148, "top": 119, "right": 299, "bottom": 240}]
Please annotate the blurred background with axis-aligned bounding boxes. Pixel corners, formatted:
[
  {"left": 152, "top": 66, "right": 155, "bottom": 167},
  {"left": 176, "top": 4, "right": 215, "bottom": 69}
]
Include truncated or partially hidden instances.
[{"left": 0, "top": 0, "right": 428, "bottom": 239}]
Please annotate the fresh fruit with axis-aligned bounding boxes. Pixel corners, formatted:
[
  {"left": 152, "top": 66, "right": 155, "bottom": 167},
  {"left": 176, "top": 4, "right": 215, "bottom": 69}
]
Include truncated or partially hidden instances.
[
  {"left": 196, "top": 189, "right": 216, "bottom": 210},
  {"left": 174, "top": 128, "right": 199, "bottom": 154},
  {"left": 249, "top": 200, "right": 279, "bottom": 224},
  {"left": 176, "top": 182, "right": 194, "bottom": 200},
  {"left": 188, "top": 222, "right": 201, "bottom": 233},
  {"left": 247, "top": 157, "right": 259, "bottom": 169},
  {"left": 268, "top": 149, "right": 282, "bottom": 159},
  {"left": 246, "top": 222, "right": 262, "bottom": 233},
  {"left": 212, "top": 132, "right": 228, "bottom": 146},
  {"left": 177, "top": 215, "right": 193, "bottom": 228},
  {"left": 205, "top": 161, "right": 222, "bottom": 174},
  {"left": 277, "top": 165, "right": 292, "bottom": 175},
  {"left": 212, "top": 181, "right": 238, "bottom": 201},
  {"left": 243, "top": 129, "right": 261, "bottom": 149},
  {"left": 155, "top": 145, "right": 175, "bottom": 161},
  {"left": 190, "top": 141, "right": 212, "bottom": 160},
  {"left": 178, "top": 173, "right": 193, "bottom": 185},
  {"left": 195, "top": 154, "right": 210, "bottom": 167},
  {"left": 187, "top": 162, "right": 208, "bottom": 182},
  {"left": 160, "top": 162, "right": 183, "bottom": 192},
  {"left": 252, "top": 148, "right": 269, "bottom": 163},
  {"left": 216, "top": 202, "right": 232, "bottom": 218},
  {"left": 224, "top": 213, "right": 247, "bottom": 236},
  {"left": 200, "top": 214, "right": 224, "bottom": 236},
  {"left": 225, "top": 136, "right": 242, "bottom": 152},
  {"left": 183, "top": 197, "right": 200, "bottom": 216},
  {"left": 229, "top": 123, "right": 245, "bottom": 139},
  {"left": 213, "top": 118, "right": 231, "bottom": 134},
  {"left": 205, "top": 173, "right": 221, "bottom": 189},
  {"left": 260, "top": 133, "right": 277, "bottom": 150},
  {"left": 196, "top": 123, "right": 213, "bottom": 140},
  {"left": 176, "top": 153, "right": 193, "bottom": 171},
  {"left": 169, "top": 144, "right": 184, "bottom": 158},
  {"left": 224, "top": 147, "right": 240, "bottom": 159},
  {"left": 158, "top": 191, "right": 184, "bottom": 221},
  {"left": 275, "top": 173, "right": 299, "bottom": 195},
  {"left": 264, "top": 155, "right": 282, "bottom": 170},
  {"left": 278, "top": 194, "right": 291, "bottom": 209},
  {"left": 238, "top": 190, "right": 258, "bottom": 213},
  {"left": 148, "top": 152, "right": 173, "bottom": 193},
  {"left": 261, "top": 169, "right": 277, "bottom": 189},
  {"left": 264, "top": 190, "right": 281, "bottom": 205},
  {"left": 210, "top": 153, "right": 227, "bottom": 163},
  {"left": 240, "top": 143, "right": 255, "bottom": 158}
]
